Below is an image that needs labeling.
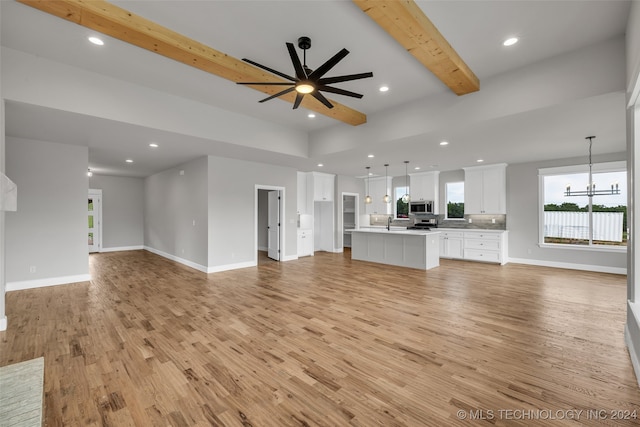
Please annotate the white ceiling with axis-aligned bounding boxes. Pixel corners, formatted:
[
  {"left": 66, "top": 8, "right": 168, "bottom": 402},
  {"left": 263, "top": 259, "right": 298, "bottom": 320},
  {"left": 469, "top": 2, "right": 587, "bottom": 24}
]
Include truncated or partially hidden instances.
[{"left": 0, "top": 0, "right": 631, "bottom": 178}]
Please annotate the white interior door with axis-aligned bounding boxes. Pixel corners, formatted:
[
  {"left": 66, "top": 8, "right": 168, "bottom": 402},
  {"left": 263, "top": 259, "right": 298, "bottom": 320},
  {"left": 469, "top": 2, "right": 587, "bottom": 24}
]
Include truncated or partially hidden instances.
[
  {"left": 267, "top": 190, "right": 280, "bottom": 260},
  {"left": 88, "top": 192, "right": 102, "bottom": 253}
]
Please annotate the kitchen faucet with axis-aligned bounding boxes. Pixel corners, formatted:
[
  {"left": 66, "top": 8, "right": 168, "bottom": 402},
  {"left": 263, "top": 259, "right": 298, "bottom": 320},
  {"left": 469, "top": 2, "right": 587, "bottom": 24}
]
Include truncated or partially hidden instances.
[{"left": 387, "top": 216, "right": 392, "bottom": 231}]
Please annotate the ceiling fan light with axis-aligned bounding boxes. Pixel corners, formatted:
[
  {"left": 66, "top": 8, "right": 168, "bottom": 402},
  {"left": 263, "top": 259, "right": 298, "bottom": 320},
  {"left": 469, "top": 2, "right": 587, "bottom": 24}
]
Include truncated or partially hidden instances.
[{"left": 296, "top": 82, "right": 315, "bottom": 94}]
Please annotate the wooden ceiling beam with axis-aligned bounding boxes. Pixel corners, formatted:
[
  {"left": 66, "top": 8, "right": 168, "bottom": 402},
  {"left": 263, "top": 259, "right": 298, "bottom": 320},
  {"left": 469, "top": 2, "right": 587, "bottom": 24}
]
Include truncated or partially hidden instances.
[
  {"left": 17, "top": 0, "right": 368, "bottom": 126},
  {"left": 353, "top": 0, "right": 479, "bottom": 95}
]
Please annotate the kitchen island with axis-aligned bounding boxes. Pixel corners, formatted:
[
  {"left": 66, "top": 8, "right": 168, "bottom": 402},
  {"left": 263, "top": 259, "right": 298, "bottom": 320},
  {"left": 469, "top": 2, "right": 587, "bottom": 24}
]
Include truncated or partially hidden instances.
[{"left": 350, "top": 228, "right": 440, "bottom": 270}]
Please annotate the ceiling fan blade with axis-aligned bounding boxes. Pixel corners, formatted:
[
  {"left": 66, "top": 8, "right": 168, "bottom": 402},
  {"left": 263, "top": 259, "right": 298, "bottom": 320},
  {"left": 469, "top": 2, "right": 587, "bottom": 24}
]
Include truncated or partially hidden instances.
[
  {"left": 237, "top": 82, "right": 295, "bottom": 85},
  {"left": 286, "top": 42, "right": 307, "bottom": 80},
  {"left": 311, "top": 90, "right": 334, "bottom": 109},
  {"left": 318, "top": 85, "right": 364, "bottom": 99},
  {"left": 293, "top": 93, "right": 304, "bottom": 109},
  {"left": 308, "top": 48, "right": 349, "bottom": 80},
  {"left": 318, "top": 72, "right": 374, "bottom": 85},
  {"left": 242, "top": 58, "right": 296, "bottom": 81},
  {"left": 258, "top": 87, "right": 296, "bottom": 103}
]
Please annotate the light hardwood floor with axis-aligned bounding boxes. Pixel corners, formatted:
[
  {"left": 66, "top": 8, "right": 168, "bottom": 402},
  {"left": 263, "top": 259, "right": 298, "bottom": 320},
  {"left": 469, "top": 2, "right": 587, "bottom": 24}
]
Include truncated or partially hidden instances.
[{"left": 1, "top": 250, "right": 639, "bottom": 426}]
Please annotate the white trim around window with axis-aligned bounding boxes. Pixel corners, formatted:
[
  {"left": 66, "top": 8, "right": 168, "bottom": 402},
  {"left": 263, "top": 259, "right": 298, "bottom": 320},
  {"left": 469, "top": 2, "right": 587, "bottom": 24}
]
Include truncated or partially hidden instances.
[{"left": 538, "top": 161, "right": 627, "bottom": 251}]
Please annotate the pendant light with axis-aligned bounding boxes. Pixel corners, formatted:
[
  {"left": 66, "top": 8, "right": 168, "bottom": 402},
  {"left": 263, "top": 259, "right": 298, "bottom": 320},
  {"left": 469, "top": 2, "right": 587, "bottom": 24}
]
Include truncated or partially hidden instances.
[
  {"left": 383, "top": 164, "right": 391, "bottom": 203},
  {"left": 564, "top": 136, "right": 621, "bottom": 197},
  {"left": 401, "top": 160, "right": 410, "bottom": 203},
  {"left": 364, "top": 166, "right": 372, "bottom": 204}
]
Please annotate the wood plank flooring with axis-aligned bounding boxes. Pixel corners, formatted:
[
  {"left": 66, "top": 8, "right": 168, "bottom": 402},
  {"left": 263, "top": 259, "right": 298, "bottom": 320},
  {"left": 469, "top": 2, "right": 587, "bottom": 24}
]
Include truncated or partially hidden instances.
[{"left": 1, "top": 250, "right": 639, "bottom": 426}]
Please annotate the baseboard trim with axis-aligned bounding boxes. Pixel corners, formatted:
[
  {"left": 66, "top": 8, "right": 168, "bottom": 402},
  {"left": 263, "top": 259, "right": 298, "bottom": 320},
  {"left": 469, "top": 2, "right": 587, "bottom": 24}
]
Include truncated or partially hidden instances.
[
  {"left": 258, "top": 245, "right": 268, "bottom": 252},
  {"left": 100, "top": 245, "right": 144, "bottom": 253},
  {"left": 207, "top": 261, "right": 256, "bottom": 273},
  {"left": 508, "top": 257, "right": 627, "bottom": 275},
  {"left": 6, "top": 274, "right": 91, "bottom": 292},
  {"left": 0, "top": 316, "right": 6, "bottom": 331},
  {"left": 143, "top": 246, "right": 208, "bottom": 273},
  {"left": 144, "top": 247, "right": 298, "bottom": 273},
  {"left": 625, "top": 323, "right": 640, "bottom": 388}
]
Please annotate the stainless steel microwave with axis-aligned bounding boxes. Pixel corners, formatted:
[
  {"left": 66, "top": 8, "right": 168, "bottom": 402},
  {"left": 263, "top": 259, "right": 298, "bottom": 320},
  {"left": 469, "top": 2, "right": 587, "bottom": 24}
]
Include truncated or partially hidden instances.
[{"left": 409, "top": 200, "right": 433, "bottom": 214}]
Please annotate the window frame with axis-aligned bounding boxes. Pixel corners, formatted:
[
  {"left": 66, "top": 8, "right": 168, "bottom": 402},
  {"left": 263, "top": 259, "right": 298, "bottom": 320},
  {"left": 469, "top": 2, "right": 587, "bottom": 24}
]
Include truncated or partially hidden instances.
[
  {"left": 538, "top": 161, "right": 627, "bottom": 252},
  {"left": 445, "top": 181, "right": 465, "bottom": 220},
  {"left": 393, "top": 185, "right": 410, "bottom": 220}
]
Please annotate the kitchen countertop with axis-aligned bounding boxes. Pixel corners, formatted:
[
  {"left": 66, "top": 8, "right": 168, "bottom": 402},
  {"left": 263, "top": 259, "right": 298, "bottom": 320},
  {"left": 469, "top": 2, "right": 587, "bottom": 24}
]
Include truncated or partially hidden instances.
[
  {"left": 436, "top": 228, "right": 507, "bottom": 232},
  {"left": 348, "top": 228, "right": 440, "bottom": 236}
]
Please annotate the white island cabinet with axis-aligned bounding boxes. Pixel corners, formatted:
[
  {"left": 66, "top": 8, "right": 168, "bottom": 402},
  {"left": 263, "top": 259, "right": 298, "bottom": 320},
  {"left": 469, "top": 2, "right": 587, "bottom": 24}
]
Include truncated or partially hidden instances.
[{"left": 351, "top": 229, "right": 440, "bottom": 270}]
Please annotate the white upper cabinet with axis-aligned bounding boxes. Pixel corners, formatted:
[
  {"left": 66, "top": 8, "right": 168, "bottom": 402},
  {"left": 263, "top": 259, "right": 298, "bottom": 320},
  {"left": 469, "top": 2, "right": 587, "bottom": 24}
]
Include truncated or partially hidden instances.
[
  {"left": 409, "top": 171, "right": 439, "bottom": 214},
  {"left": 308, "top": 172, "right": 335, "bottom": 202},
  {"left": 365, "top": 176, "right": 392, "bottom": 215},
  {"left": 463, "top": 164, "right": 507, "bottom": 214}
]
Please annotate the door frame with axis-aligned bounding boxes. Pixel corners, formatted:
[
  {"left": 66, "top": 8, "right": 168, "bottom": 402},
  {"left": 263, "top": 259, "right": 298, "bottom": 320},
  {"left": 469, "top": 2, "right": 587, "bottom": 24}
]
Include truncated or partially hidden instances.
[
  {"left": 254, "top": 185, "right": 285, "bottom": 264},
  {"left": 88, "top": 189, "right": 103, "bottom": 253},
  {"left": 341, "top": 192, "right": 360, "bottom": 252}
]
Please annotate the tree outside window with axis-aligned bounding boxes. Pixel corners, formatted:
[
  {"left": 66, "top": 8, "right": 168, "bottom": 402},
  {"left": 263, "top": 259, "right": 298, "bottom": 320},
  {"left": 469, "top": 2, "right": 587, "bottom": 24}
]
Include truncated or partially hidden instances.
[
  {"left": 395, "top": 186, "right": 409, "bottom": 218},
  {"left": 446, "top": 182, "right": 464, "bottom": 219}
]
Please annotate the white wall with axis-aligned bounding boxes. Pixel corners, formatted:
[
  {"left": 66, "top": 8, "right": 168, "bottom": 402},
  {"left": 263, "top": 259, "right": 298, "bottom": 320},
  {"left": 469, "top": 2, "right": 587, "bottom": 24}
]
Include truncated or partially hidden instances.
[
  {"left": 1, "top": 47, "right": 308, "bottom": 159},
  {"left": 625, "top": 0, "right": 640, "bottom": 386},
  {"left": 0, "top": 99, "right": 5, "bottom": 329},
  {"left": 88, "top": 175, "right": 144, "bottom": 250},
  {"left": 5, "top": 136, "right": 89, "bottom": 287},
  {"left": 507, "top": 153, "right": 627, "bottom": 273},
  {"left": 310, "top": 37, "right": 625, "bottom": 157},
  {"left": 144, "top": 156, "right": 208, "bottom": 270},
  {"left": 208, "top": 156, "right": 297, "bottom": 268}
]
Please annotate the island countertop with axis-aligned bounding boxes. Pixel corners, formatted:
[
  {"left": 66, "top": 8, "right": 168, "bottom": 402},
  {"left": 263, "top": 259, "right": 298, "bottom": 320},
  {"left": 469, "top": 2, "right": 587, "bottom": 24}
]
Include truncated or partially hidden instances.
[{"left": 348, "top": 228, "right": 441, "bottom": 236}]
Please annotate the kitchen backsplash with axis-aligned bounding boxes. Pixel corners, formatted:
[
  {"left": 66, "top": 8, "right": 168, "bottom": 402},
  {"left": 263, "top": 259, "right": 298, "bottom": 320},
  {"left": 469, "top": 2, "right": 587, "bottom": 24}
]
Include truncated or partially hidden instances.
[
  {"left": 438, "top": 214, "right": 506, "bottom": 230},
  {"left": 367, "top": 213, "right": 507, "bottom": 229}
]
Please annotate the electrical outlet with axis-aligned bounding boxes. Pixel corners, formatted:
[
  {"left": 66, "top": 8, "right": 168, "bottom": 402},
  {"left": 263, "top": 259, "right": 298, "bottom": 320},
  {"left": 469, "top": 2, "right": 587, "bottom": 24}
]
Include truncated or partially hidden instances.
[
  {"left": 29, "top": 266, "right": 36, "bottom": 273},
  {"left": 492, "top": 218, "right": 496, "bottom": 224},
  {"left": 468, "top": 218, "right": 473, "bottom": 223}
]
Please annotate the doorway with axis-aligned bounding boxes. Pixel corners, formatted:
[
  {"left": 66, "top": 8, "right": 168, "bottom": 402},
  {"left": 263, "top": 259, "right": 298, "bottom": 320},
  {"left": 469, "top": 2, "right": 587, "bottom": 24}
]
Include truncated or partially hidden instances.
[
  {"left": 342, "top": 192, "right": 359, "bottom": 249},
  {"left": 88, "top": 189, "right": 102, "bottom": 253},
  {"left": 255, "top": 186, "right": 284, "bottom": 263}
]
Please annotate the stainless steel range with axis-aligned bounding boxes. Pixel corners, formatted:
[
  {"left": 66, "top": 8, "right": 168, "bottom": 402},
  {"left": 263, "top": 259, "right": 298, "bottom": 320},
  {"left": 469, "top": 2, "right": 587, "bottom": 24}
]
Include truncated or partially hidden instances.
[{"left": 407, "top": 217, "right": 438, "bottom": 230}]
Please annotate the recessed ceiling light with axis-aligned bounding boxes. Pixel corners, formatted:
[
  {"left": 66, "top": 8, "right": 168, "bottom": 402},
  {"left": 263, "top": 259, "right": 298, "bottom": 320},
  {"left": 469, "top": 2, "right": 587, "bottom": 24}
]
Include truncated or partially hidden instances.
[
  {"left": 126, "top": 159, "right": 133, "bottom": 163},
  {"left": 368, "top": 154, "right": 375, "bottom": 158},
  {"left": 477, "top": 159, "right": 484, "bottom": 163},
  {"left": 149, "top": 143, "right": 159, "bottom": 148},
  {"left": 379, "top": 86, "right": 389, "bottom": 92},
  {"left": 414, "top": 166, "right": 421, "bottom": 170},
  {"left": 503, "top": 37, "right": 518, "bottom": 47},
  {"left": 317, "top": 163, "right": 324, "bottom": 167},
  {"left": 88, "top": 36, "right": 104, "bottom": 46},
  {"left": 440, "top": 141, "right": 449, "bottom": 146},
  {"left": 308, "top": 113, "right": 316, "bottom": 118}
]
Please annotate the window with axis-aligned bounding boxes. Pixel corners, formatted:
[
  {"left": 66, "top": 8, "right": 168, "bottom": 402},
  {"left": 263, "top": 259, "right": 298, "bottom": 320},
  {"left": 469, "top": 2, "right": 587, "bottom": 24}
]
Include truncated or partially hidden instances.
[
  {"left": 539, "top": 162, "right": 626, "bottom": 248},
  {"left": 446, "top": 182, "right": 464, "bottom": 219},
  {"left": 395, "top": 186, "right": 409, "bottom": 219}
]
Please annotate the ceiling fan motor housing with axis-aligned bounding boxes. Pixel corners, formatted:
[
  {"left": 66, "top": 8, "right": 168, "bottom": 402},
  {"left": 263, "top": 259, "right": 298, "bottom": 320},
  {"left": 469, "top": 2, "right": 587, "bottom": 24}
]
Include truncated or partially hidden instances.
[{"left": 298, "top": 36, "right": 311, "bottom": 50}]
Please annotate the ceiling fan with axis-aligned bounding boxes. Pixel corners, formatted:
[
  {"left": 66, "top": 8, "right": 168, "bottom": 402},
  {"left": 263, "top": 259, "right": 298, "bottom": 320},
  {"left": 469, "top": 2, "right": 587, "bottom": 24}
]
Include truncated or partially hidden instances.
[{"left": 237, "top": 36, "right": 373, "bottom": 109}]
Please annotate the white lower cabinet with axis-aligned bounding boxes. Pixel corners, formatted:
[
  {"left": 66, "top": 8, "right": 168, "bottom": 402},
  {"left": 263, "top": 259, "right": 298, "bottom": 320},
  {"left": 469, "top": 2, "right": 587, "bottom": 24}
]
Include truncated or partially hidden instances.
[
  {"left": 439, "top": 231, "right": 464, "bottom": 259},
  {"left": 439, "top": 229, "right": 508, "bottom": 265},
  {"left": 297, "top": 229, "right": 314, "bottom": 257}
]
